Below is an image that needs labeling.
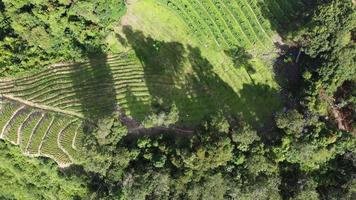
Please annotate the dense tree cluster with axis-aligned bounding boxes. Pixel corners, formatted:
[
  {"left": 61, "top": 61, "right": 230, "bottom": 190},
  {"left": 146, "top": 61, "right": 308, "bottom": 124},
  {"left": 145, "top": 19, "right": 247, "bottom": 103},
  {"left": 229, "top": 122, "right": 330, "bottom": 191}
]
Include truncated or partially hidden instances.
[
  {"left": 0, "top": 0, "right": 125, "bottom": 77},
  {"left": 295, "top": 0, "right": 356, "bottom": 115},
  {"left": 0, "top": 141, "right": 88, "bottom": 199}
]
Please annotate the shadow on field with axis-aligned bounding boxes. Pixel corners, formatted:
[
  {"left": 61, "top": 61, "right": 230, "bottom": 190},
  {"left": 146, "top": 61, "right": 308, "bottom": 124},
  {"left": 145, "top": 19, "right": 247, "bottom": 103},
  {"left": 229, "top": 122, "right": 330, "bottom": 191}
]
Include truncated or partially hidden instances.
[
  {"left": 256, "top": 0, "right": 319, "bottom": 38},
  {"left": 120, "top": 26, "right": 281, "bottom": 128},
  {"left": 69, "top": 50, "right": 117, "bottom": 123},
  {"left": 224, "top": 46, "right": 256, "bottom": 85}
]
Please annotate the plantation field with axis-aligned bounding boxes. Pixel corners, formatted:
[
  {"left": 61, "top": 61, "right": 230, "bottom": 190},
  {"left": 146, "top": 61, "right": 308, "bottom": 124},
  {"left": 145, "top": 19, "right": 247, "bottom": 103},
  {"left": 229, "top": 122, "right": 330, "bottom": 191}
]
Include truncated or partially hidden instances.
[{"left": 157, "top": 0, "right": 276, "bottom": 53}]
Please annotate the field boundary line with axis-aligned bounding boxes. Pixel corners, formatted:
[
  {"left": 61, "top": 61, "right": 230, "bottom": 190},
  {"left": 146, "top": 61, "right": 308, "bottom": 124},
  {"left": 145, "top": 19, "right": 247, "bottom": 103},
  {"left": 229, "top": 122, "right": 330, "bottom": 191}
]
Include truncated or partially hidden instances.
[
  {"left": 16, "top": 111, "right": 34, "bottom": 145},
  {"left": 25, "top": 113, "right": 45, "bottom": 153},
  {"left": 57, "top": 121, "right": 77, "bottom": 162},
  {"left": 38, "top": 116, "right": 55, "bottom": 154},
  {"left": 72, "top": 122, "right": 81, "bottom": 149},
  {"left": 1, "top": 95, "right": 85, "bottom": 120}
]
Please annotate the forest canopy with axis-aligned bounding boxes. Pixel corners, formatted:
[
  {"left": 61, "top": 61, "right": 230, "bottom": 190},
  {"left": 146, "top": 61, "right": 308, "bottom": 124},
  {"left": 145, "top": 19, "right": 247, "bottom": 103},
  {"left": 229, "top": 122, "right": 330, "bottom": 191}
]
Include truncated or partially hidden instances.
[{"left": 0, "top": 0, "right": 126, "bottom": 77}]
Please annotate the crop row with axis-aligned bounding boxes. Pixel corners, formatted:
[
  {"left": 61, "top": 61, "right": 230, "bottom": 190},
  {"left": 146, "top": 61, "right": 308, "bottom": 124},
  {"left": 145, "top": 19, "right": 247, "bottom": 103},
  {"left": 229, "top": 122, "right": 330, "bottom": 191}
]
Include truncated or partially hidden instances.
[
  {"left": 0, "top": 53, "right": 188, "bottom": 120},
  {"left": 158, "top": 0, "right": 283, "bottom": 50}
]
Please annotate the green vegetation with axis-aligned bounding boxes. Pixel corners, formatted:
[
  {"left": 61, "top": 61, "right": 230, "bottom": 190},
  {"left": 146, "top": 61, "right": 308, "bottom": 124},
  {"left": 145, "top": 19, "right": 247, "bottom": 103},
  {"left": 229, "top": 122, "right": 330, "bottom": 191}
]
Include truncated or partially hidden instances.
[
  {"left": 0, "top": 0, "right": 355, "bottom": 199},
  {"left": 0, "top": 0, "right": 126, "bottom": 77},
  {"left": 0, "top": 140, "right": 88, "bottom": 199}
]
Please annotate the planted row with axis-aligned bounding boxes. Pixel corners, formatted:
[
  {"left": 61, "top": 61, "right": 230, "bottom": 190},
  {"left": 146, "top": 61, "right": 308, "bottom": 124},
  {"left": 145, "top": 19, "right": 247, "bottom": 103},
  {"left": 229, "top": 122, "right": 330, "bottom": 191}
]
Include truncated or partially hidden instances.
[{"left": 158, "top": 0, "right": 279, "bottom": 50}]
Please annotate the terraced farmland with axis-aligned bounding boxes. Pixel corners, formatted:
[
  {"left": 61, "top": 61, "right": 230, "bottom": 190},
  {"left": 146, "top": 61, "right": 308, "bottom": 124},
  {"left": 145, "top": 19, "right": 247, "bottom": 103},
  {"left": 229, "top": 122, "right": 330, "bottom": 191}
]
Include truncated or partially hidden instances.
[
  {"left": 0, "top": 98, "right": 84, "bottom": 167},
  {"left": 157, "top": 0, "right": 307, "bottom": 53},
  {"left": 0, "top": 52, "right": 152, "bottom": 121}
]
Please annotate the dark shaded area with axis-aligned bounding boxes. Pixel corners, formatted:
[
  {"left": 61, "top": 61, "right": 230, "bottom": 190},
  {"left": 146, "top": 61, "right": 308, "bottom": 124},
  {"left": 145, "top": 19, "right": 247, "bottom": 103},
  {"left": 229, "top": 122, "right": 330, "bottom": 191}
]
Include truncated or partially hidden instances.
[
  {"left": 122, "top": 26, "right": 185, "bottom": 75},
  {"left": 272, "top": 42, "right": 323, "bottom": 109},
  {"left": 120, "top": 26, "right": 281, "bottom": 129},
  {"left": 278, "top": 162, "right": 302, "bottom": 199},
  {"left": 0, "top": 1, "right": 4, "bottom": 11},
  {"left": 69, "top": 50, "right": 117, "bottom": 122},
  {"left": 316, "top": 153, "right": 356, "bottom": 199},
  {"left": 273, "top": 45, "right": 303, "bottom": 94},
  {"left": 257, "top": 0, "right": 320, "bottom": 38},
  {"left": 331, "top": 81, "right": 355, "bottom": 132},
  {"left": 123, "top": 88, "right": 151, "bottom": 121}
]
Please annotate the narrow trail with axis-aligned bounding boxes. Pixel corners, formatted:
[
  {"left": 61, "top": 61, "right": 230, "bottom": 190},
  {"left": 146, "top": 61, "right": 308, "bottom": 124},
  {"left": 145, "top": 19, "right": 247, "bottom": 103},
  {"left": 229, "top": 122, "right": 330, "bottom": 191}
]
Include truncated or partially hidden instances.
[{"left": 72, "top": 122, "right": 81, "bottom": 150}]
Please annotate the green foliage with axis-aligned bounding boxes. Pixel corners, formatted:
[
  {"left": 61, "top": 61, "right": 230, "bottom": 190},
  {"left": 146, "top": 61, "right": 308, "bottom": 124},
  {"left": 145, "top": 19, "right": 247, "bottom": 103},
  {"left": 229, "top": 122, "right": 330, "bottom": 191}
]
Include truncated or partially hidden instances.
[
  {"left": 0, "top": 0, "right": 355, "bottom": 199},
  {"left": 274, "top": 108, "right": 356, "bottom": 171},
  {"left": 276, "top": 109, "right": 305, "bottom": 138},
  {"left": 296, "top": 0, "right": 356, "bottom": 112},
  {"left": 291, "top": 178, "right": 319, "bottom": 200},
  {"left": 95, "top": 114, "right": 128, "bottom": 146},
  {"left": 187, "top": 173, "right": 228, "bottom": 200},
  {"left": 0, "top": 141, "right": 88, "bottom": 199},
  {"left": 228, "top": 175, "right": 282, "bottom": 200},
  {"left": 143, "top": 103, "right": 179, "bottom": 128},
  {"left": 172, "top": 114, "right": 234, "bottom": 172},
  {"left": 121, "top": 170, "right": 170, "bottom": 200},
  {"left": 80, "top": 114, "right": 139, "bottom": 181},
  {"left": 0, "top": 0, "right": 126, "bottom": 77},
  {"left": 232, "top": 123, "right": 260, "bottom": 151},
  {"left": 173, "top": 135, "right": 233, "bottom": 172},
  {"left": 300, "top": 1, "right": 355, "bottom": 58}
]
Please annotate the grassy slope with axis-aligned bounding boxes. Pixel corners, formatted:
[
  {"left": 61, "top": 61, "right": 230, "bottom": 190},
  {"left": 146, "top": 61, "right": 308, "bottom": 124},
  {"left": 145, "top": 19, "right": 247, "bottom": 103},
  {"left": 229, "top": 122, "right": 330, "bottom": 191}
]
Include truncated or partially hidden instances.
[{"left": 114, "top": 0, "right": 282, "bottom": 127}]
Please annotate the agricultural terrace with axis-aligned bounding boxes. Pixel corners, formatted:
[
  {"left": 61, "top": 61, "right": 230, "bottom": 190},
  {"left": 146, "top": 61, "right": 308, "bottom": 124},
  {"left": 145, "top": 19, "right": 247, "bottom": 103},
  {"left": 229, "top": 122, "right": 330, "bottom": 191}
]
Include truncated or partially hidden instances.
[{"left": 0, "top": 98, "right": 84, "bottom": 167}]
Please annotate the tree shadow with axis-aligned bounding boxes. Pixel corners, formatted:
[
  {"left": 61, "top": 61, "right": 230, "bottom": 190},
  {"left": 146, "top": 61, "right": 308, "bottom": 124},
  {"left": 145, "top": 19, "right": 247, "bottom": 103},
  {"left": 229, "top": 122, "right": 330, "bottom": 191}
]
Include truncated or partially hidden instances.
[
  {"left": 256, "top": 0, "right": 319, "bottom": 38},
  {"left": 69, "top": 50, "right": 117, "bottom": 123},
  {"left": 224, "top": 46, "right": 256, "bottom": 85},
  {"left": 124, "top": 87, "right": 150, "bottom": 121},
  {"left": 120, "top": 26, "right": 281, "bottom": 128},
  {"left": 272, "top": 45, "right": 303, "bottom": 94}
]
